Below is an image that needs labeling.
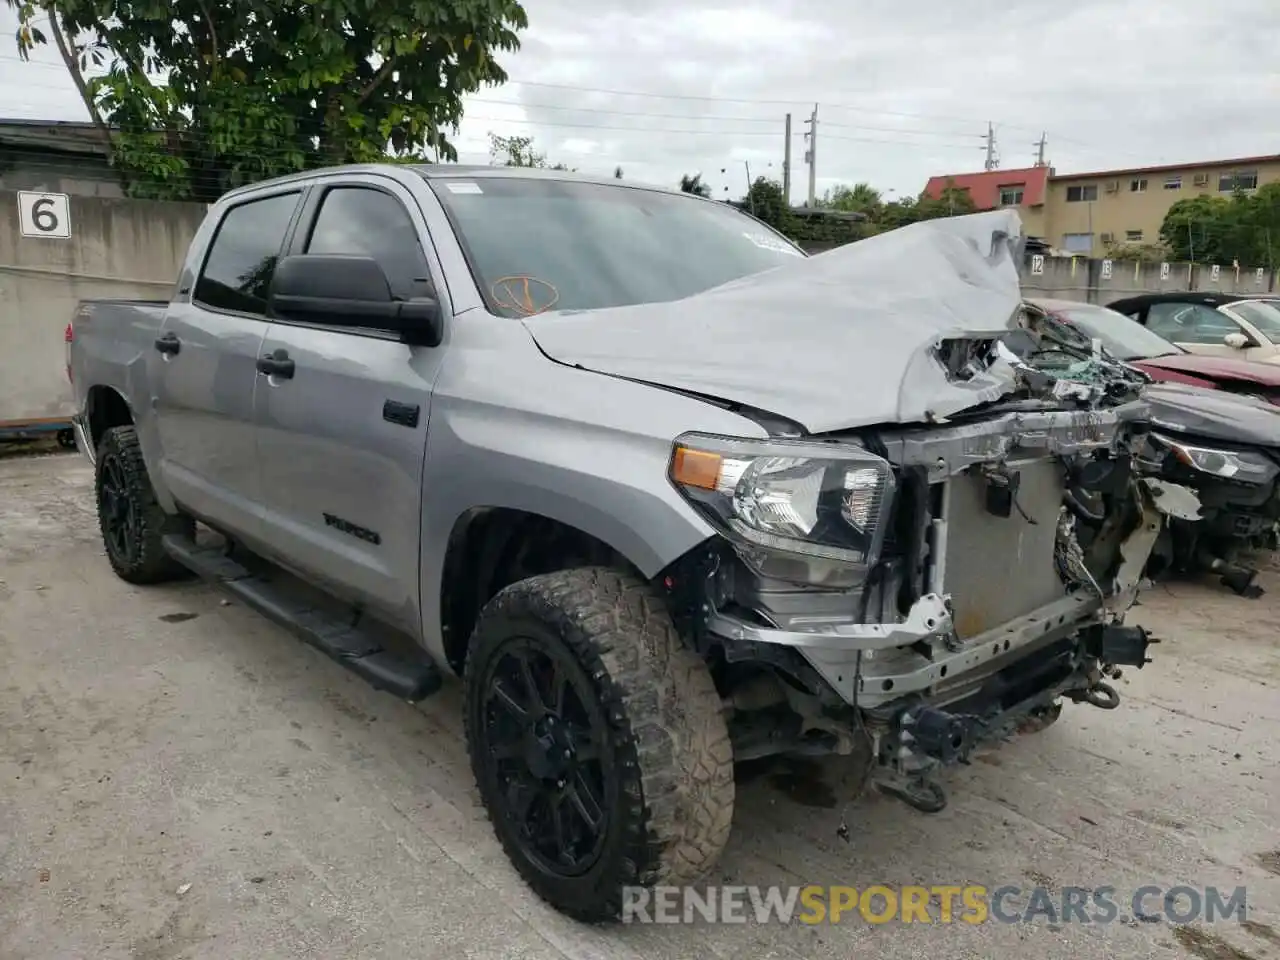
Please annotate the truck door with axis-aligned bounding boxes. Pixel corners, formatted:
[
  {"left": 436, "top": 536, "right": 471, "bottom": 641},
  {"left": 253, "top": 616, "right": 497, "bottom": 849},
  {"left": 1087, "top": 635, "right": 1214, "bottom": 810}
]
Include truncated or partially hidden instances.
[
  {"left": 251, "top": 176, "right": 449, "bottom": 635},
  {"left": 151, "top": 188, "right": 304, "bottom": 541}
]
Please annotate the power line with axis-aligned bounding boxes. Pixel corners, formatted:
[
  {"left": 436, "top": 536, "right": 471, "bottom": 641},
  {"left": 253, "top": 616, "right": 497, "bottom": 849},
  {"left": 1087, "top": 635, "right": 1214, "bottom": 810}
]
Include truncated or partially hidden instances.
[{"left": 0, "top": 52, "right": 1164, "bottom": 159}]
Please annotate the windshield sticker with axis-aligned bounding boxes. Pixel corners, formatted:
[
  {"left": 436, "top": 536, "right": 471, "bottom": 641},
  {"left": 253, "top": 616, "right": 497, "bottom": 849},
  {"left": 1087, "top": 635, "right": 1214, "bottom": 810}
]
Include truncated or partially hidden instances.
[
  {"left": 743, "top": 232, "right": 803, "bottom": 256},
  {"left": 445, "top": 181, "right": 484, "bottom": 195}
]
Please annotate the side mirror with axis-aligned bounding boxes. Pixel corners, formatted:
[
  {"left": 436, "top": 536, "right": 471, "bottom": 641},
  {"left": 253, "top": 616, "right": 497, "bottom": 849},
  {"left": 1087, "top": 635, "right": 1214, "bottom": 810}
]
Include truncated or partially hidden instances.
[
  {"left": 1224, "top": 331, "right": 1250, "bottom": 349},
  {"left": 268, "top": 254, "right": 443, "bottom": 347}
]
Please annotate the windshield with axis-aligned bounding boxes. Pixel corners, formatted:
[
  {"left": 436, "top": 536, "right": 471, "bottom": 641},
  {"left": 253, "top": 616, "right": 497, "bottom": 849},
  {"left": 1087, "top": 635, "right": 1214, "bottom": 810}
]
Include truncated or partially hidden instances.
[
  {"left": 425, "top": 175, "right": 804, "bottom": 316},
  {"left": 1043, "top": 302, "right": 1181, "bottom": 361},
  {"left": 1230, "top": 301, "right": 1280, "bottom": 338}
]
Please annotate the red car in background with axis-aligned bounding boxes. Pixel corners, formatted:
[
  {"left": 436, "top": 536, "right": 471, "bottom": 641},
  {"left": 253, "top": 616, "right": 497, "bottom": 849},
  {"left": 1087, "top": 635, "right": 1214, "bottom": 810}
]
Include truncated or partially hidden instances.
[{"left": 1025, "top": 298, "right": 1280, "bottom": 405}]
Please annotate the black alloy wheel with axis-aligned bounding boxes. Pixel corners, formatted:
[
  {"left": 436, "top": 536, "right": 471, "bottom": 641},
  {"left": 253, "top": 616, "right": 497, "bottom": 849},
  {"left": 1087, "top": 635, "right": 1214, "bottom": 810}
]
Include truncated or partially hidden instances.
[
  {"left": 477, "top": 633, "right": 611, "bottom": 878},
  {"left": 94, "top": 426, "right": 193, "bottom": 584},
  {"left": 464, "top": 567, "right": 735, "bottom": 922}
]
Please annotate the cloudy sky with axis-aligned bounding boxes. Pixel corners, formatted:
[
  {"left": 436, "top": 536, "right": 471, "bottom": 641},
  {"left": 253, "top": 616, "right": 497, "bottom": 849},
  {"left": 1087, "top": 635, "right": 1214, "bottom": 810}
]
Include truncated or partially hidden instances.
[{"left": 2, "top": 0, "right": 1277, "bottom": 203}]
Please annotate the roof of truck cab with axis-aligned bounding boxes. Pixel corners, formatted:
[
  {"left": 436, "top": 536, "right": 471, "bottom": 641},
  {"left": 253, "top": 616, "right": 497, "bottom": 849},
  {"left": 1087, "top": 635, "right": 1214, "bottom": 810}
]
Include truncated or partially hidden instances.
[{"left": 218, "top": 162, "right": 691, "bottom": 201}]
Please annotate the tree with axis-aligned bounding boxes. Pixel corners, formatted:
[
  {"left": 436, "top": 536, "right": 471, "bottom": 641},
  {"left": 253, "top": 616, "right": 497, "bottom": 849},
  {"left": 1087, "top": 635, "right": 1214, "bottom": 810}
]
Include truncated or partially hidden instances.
[
  {"left": 614, "top": 165, "right": 623, "bottom": 179},
  {"left": 679, "top": 173, "right": 711, "bottom": 198},
  {"left": 822, "top": 182, "right": 882, "bottom": 218},
  {"left": 487, "top": 132, "right": 572, "bottom": 170},
  {"left": 740, "top": 177, "right": 793, "bottom": 233},
  {"left": 1159, "top": 185, "right": 1280, "bottom": 266},
  {"left": 5, "top": 0, "right": 528, "bottom": 202}
]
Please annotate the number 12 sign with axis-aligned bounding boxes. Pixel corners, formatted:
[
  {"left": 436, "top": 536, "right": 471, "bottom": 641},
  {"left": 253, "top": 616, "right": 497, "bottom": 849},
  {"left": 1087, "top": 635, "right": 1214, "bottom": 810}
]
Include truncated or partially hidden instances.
[{"left": 18, "top": 191, "right": 72, "bottom": 239}]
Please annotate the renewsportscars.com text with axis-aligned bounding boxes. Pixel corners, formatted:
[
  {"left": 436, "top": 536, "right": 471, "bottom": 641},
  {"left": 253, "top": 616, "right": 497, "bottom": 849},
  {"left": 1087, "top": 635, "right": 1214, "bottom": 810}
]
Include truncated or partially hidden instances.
[{"left": 621, "top": 884, "right": 1249, "bottom": 925}]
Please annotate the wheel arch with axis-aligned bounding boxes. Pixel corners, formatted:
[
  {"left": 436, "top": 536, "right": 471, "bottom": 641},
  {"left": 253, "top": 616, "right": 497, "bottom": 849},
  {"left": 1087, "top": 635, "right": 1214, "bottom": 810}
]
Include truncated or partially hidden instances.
[
  {"left": 437, "top": 505, "right": 698, "bottom": 674},
  {"left": 84, "top": 384, "right": 135, "bottom": 452}
]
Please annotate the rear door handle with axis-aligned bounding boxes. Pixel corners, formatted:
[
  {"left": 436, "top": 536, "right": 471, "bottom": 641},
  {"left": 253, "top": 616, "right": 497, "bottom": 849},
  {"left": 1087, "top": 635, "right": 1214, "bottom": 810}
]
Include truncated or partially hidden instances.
[
  {"left": 154, "top": 332, "right": 181, "bottom": 355},
  {"left": 256, "top": 349, "right": 295, "bottom": 379}
]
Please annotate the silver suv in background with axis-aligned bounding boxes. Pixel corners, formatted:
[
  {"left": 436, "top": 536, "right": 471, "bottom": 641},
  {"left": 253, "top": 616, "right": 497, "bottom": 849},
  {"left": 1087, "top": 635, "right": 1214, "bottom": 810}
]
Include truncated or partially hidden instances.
[{"left": 68, "top": 166, "right": 1177, "bottom": 920}]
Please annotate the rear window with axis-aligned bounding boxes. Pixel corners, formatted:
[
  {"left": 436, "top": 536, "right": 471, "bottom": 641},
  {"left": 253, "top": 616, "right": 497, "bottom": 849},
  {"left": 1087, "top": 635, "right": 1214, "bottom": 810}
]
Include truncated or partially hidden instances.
[{"left": 425, "top": 175, "right": 803, "bottom": 316}]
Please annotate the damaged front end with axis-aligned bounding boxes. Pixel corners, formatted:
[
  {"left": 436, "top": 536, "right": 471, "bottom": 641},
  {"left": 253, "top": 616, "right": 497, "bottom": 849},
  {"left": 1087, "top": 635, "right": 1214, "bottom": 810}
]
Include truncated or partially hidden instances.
[{"left": 664, "top": 348, "right": 1198, "bottom": 814}]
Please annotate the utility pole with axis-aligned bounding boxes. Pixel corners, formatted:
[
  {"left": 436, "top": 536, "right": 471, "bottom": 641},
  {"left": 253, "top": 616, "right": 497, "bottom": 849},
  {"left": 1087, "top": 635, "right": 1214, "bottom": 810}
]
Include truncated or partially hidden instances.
[
  {"left": 1033, "top": 132, "right": 1048, "bottom": 167},
  {"left": 783, "top": 113, "right": 792, "bottom": 204},
  {"left": 744, "top": 161, "right": 755, "bottom": 215},
  {"left": 804, "top": 104, "right": 818, "bottom": 206},
  {"left": 982, "top": 121, "right": 999, "bottom": 171}
]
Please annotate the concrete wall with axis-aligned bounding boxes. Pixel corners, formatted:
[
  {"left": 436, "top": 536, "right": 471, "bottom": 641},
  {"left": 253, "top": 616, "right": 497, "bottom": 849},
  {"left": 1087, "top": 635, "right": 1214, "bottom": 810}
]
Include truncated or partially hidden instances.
[
  {"left": 0, "top": 192, "right": 206, "bottom": 428},
  {"left": 1019, "top": 253, "right": 1278, "bottom": 305}
]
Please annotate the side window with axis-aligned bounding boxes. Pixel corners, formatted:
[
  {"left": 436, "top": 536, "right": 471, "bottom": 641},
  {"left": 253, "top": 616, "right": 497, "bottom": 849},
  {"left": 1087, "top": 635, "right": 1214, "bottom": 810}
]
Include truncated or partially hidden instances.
[
  {"left": 1146, "top": 303, "right": 1239, "bottom": 344},
  {"left": 194, "top": 192, "right": 300, "bottom": 315},
  {"left": 305, "top": 187, "right": 433, "bottom": 301}
]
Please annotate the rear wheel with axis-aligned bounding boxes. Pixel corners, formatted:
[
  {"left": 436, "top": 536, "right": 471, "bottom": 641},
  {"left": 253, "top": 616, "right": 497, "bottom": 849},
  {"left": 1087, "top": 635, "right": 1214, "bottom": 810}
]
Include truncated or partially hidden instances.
[
  {"left": 95, "top": 426, "right": 193, "bottom": 584},
  {"left": 464, "top": 567, "right": 734, "bottom": 922}
]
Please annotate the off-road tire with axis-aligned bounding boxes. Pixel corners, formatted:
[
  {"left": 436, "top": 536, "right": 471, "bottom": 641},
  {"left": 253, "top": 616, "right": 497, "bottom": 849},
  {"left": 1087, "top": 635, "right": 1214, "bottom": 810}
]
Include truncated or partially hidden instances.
[
  {"left": 95, "top": 425, "right": 193, "bottom": 584},
  {"left": 464, "top": 566, "right": 735, "bottom": 922}
]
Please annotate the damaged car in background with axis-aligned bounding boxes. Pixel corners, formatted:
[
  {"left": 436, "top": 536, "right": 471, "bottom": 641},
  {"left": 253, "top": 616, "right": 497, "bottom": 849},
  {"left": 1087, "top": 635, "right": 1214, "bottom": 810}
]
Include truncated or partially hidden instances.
[{"left": 1014, "top": 298, "right": 1278, "bottom": 597}]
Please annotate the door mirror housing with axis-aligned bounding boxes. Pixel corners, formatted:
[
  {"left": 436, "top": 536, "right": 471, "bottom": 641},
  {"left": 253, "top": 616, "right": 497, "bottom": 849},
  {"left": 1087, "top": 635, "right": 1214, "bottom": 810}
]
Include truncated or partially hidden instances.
[
  {"left": 1224, "top": 331, "right": 1250, "bottom": 349},
  {"left": 268, "top": 254, "right": 443, "bottom": 347}
]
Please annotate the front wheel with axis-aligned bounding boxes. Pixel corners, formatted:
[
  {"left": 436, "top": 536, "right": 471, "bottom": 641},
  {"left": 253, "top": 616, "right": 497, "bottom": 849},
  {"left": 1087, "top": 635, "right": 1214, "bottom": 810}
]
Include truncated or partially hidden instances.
[
  {"left": 464, "top": 567, "right": 735, "bottom": 922},
  {"left": 95, "top": 425, "right": 193, "bottom": 584}
]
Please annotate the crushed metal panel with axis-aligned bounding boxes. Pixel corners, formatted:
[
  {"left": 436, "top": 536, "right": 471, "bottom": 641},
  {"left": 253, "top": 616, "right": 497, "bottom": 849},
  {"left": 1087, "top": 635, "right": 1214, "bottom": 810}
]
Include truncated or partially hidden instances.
[{"left": 942, "top": 459, "right": 1069, "bottom": 639}]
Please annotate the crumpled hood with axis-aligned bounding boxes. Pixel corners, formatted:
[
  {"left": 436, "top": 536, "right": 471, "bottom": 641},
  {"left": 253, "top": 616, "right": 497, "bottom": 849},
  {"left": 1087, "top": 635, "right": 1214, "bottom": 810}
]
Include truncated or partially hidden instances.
[
  {"left": 522, "top": 209, "right": 1027, "bottom": 433},
  {"left": 1135, "top": 352, "right": 1280, "bottom": 387},
  {"left": 1143, "top": 382, "right": 1280, "bottom": 447}
]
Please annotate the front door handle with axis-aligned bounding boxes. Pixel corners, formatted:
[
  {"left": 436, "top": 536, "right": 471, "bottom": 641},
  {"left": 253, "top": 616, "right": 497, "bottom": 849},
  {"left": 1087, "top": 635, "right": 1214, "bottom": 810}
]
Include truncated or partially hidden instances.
[
  {"left": 154, "top": 332, "right": 181, "bottom": 355},
  {"left": 256, "top": 349, "right": 295, "bottom": 379}
]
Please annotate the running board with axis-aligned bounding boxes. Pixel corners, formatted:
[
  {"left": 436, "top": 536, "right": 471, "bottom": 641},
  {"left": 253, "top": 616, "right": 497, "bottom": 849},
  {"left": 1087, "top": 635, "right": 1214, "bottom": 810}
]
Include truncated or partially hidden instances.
[{"left": 162, "top": 534, "right": 442, "bottom": 702}]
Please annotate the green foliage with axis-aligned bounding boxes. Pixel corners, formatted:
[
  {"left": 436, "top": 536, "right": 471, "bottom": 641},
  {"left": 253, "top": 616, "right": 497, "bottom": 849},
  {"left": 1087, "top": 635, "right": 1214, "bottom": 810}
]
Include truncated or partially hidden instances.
[
  {"left": 679, "top": 173, "right": 711, "bottom": 198},
  {"left": 1159, "top": 184, "right": 1280, "bottom": 267},
  {"left": 740, "top": 176, "right": 793, "bottom": 231},
  {"left": 487, "top": 132, "right": 572, "bottom": 170},
  {"left": 7, "top": 0, "right": 528, "bottom": 201},
  {"left": 820, "top": 181, "right": 882, "bottom": 218}
]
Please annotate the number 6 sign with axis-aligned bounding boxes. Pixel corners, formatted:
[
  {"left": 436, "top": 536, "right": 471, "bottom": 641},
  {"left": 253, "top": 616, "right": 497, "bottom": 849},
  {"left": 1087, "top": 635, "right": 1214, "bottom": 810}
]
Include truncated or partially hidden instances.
[{"left": 18, "top": 191, "right": 72, "bottom": 238}]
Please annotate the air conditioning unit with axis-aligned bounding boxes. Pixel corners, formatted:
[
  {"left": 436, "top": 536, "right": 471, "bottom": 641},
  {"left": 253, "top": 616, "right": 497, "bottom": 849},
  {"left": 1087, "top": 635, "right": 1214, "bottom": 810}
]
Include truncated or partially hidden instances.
[
  {"left": 1104, "top": 181, "right": 1120, "bottom": 193},
  {"left": 1193, "top": 173, "right": 1209, "bottom": 186},
  {"left": 1100, "top": 232, "right": 1115, "bottom": 243}
]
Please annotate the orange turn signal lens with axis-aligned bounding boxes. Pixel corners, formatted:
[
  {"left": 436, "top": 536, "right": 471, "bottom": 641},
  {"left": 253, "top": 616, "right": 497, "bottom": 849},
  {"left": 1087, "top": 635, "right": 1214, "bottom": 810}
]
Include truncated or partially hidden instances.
[{"left": 671, "top": 446, "right": 723, "bottom": 491}]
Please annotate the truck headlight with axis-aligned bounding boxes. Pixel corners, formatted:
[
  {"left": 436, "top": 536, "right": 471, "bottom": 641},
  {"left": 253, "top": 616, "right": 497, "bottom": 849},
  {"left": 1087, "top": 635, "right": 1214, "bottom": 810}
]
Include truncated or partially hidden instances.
[
  {"left": 1151, "top": 433, "right": 1277, "bottom": 483},
  {"left": 669, "top": 434, "right": 896, "bottom": 574}
]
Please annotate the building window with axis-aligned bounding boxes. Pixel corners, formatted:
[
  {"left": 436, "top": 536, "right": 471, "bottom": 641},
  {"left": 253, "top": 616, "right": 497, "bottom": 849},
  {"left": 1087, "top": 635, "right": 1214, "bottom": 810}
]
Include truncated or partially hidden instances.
[
  {"left": 1164, "top": 176, "right": 1182, "bottom": 190},
  {"left": 1219, "top": 170, "right": 1259, "bottom": 192},
  {"left": 1125, "top": 229, "right": 1144, "bottom": 242},
  {"left": 1061, "top": 233, "right": 1093, "bottom": 254},
  {"left": 1130, "top": 178, "right": 1148, "bottom": 193},
  {"left": 998, "top": 185, "right": 1025, "bottom": 206},
  {"left": 1065, "top": 185, "right": 1098, "bottom": 203}
]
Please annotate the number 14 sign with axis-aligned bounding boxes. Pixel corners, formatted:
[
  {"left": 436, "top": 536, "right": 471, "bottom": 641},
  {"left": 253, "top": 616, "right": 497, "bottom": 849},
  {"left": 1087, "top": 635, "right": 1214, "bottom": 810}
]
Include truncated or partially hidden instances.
[{"left": 18, "top": 191, "right": 72, "bottom": 239}]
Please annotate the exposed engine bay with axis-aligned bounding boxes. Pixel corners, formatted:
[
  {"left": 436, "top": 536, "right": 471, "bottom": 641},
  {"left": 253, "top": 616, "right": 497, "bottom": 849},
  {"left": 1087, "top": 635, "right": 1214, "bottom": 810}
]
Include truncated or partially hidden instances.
[{"left": 661, "top": 331, "right": 1200, "bottom": 814}]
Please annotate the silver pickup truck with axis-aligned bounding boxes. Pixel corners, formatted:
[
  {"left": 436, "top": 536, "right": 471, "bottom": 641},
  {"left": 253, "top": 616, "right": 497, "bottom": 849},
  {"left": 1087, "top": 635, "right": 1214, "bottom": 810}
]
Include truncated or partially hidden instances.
[{"left": 68, "top": 165, "right": 1176, "bottom": 921}]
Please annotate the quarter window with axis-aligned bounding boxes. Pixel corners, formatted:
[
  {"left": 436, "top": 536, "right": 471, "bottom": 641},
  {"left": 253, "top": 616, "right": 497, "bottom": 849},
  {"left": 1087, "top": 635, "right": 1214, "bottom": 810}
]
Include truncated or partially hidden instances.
[
  {"left": 305, "top": 186, "right": 433, "bottom": 301},
  {"left": 194, "top": 192, "right": 301, "bottom": 315}
]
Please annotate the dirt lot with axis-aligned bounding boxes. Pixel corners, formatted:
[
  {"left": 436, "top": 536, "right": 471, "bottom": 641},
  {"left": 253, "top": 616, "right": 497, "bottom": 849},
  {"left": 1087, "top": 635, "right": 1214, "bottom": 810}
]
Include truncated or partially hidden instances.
[{"left": 1, "top": 451, "right": 1278, "bottom": 960}]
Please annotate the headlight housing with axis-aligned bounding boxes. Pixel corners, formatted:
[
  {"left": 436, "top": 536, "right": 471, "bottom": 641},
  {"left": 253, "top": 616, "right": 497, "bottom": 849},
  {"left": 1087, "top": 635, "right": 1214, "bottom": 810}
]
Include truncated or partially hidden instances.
[
  {"left": 1149, "top": 432, "right": 1277, "bottom": 484},
  {"left": 669, "top": 433, "right": 896, "bottom": 585}
]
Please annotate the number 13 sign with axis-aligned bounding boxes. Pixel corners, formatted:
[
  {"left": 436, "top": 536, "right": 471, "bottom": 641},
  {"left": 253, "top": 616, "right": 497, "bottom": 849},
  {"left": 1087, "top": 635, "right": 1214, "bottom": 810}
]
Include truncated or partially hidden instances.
[{"left": 18, "top": 191, "right": 72, "bottom": 239}]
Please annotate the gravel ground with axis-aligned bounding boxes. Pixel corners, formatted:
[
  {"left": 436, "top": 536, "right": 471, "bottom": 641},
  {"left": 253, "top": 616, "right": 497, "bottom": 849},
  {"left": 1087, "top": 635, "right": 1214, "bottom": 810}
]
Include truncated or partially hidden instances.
[{"left": 1, "top": 451, "right": 1277, "bottom": 960}]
